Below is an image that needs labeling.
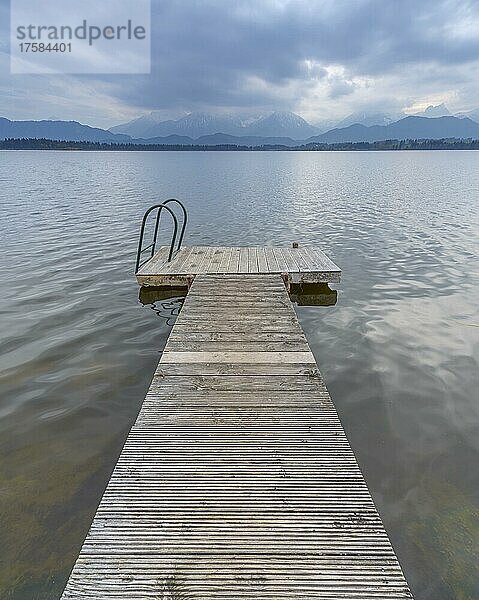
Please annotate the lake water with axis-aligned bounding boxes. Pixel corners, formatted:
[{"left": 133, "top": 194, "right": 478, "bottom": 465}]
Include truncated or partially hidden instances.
[{"left": 0, "top": 150, "right": 478, "bottom": 600}]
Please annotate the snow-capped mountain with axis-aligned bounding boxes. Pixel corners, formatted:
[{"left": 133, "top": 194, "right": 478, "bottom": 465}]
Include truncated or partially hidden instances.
[
  {"left": 244, "top": 111, "right": 318, "bottom": 139},
  {"left": 111, "top": 111, "right": 244, "bottom": 139},
  {"left": 111, "top": 110, "right": 319, "bottom": 140},
  {"left": 335, "top": 111, "right": 400, "bottom": 129},
  {"left": 109, "top": 112, "right": 166, "bottom": 138},
  {"left": 153, "top": 112, "right": 244, "bottom": 138},
  {"left": 414, "top": 103, "right": 452, "bottom": 118}
]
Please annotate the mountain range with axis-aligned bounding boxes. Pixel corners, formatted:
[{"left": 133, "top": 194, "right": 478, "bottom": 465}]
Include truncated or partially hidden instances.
[
  {"left": 109, "top": 111, "right": 318, "bottom": 140},
  {"left": 308, "top": 115, "right": 479, "bottom": 144},
  {"left": 109, "top": 104, "right": 479, "bottom": 139},
  {"left": 0, "top": 117, "right": 131, "bottom": 143},
  {"left": 3, "top": 105, "right": 479, "bottom": 146}
]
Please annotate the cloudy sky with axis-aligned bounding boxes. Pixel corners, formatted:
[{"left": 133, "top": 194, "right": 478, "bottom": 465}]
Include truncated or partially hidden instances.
[{"left": 1, "top": 0, "right": 479, "bottom": 128}]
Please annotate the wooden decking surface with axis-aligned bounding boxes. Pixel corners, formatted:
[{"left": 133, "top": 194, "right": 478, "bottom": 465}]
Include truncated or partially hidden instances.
[
  {"left": 136, "top": 246, "right": 341, "bottom": 286},
  {"left": 62, "top": 274, "right": 413, "bottom": 599}
]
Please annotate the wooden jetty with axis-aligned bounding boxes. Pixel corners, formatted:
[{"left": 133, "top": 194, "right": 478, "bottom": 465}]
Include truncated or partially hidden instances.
[{"left": 61, "top": 241, "right": 413, "bottom": 598}]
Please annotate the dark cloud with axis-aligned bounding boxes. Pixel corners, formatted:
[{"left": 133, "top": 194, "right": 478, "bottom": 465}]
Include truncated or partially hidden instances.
[
  {"left": 100, "top": 0, "right": 479, "bottom": 111},
  {"left": 2, "top": 0, "right": 479, "bottom": 123}
]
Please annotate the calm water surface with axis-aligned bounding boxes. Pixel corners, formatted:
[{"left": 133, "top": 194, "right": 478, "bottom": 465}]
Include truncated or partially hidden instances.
[{"left": 0, "top": 150, "right": 478, "bottom": 599}]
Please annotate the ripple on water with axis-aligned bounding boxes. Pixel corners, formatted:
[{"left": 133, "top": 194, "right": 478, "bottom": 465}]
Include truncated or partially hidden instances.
[{"left": 0, "top": 150, "right": 478, "bottom": 600}]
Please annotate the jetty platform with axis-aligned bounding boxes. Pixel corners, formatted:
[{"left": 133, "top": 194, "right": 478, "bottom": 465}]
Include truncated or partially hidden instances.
[
  {"left": 62, "top": 242, "right": 413, "bottom": 599},
  {"left": 135, "top": 245, "right": 341, "bottom": 287}
]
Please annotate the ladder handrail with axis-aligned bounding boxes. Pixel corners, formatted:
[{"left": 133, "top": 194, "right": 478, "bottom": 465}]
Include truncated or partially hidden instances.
[
  {"left": 162, "top": 199, "right": 188, "bottom": 252},
  {"left": 135, "top": 203, "right": 179, "bottom": 273}
]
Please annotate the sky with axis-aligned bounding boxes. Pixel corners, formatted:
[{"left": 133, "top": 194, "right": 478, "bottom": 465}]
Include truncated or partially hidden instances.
[{"left": 1, "top": 0, "right": 479, "bottom": 128}]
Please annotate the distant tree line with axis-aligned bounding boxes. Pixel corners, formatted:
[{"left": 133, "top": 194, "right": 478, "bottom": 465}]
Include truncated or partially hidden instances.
[{"left": 2, "top": 137, "right": 479, "bottom": 151}]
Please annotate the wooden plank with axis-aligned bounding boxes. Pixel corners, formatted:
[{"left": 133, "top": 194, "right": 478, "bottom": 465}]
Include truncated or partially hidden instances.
[
  {"left": 293, "top": 247, "right": 316, "bottom": 270},
  {"left": 192, "top": 284, "right": 286, "bottom": 293},
  {"left": 272, "top": 247, "right": 289, "bottom": 272},
  {"left": 218, "top": 247, "right": 233, "bottom": 273},
  {"left": 190, "top": 246, "right": 213, "bottom": 273},
  {"left": 228, "top": 247, "right": 241, "bottom": 273},
  {"left": 190, "top": 285, "right": 283, "bottom": 293},
  {"left": 300, "top": 247, "right": 340, "bottom": 272},
  {"left": 178, "top": 297, "right": 289, "bottom": 308},
  {"left": 157, "top": 363, "right": 320, "bottom": 376},
  {"left": 148, "top": 374, "right": 324, "bottom": 391},
  {"left": 167, "top": 332, "right": 307, "bottom": 343},
  {"left": 257, "top": 246, "right": 268, "bottom": 272},
  {"left": 277, "top": 247, "right": 299, "bottom": 272},
  {"left": 247, "top": 247, "right": 259, "bottom": 273},
  {"left": 138, "top": 246, "right": 169, "bottom": 274},
  {"left": 62, "top": 273, "right": 412, "bottom": 600},
  {"left": 161, "top": 351, "right": 315, "bottom": 364},
  {"left": 200, "top": 247, "right": 219, "bottom": 274},
  {"left": 208, "top": 248, "right": 225, "bottom": 274},
  {"left": 182, "top": 299, "right": 290, "bottom": 309},
  {"left": 174, "top": 311, "right": 299, "bottom": 321},
  {"left": 165, "top": 341, "right": 310, "bottom": 352},
  {"left": 171, "top": 325, "right": 304, "bottom": 335},
  {"left": 264, "top": 247, "right": 280, "bottom": 272},
  {"left": 182, "top": 246, "right": 208, "bottom": 272},
  {"left": 194, "top": 273, "right": 279, "bottom": 279},
  {"left": 238, "top": 247, "right": 249, "bottom": 273},
  {"left": 166, "top": 245, "right": 195, "bottom": 274}
]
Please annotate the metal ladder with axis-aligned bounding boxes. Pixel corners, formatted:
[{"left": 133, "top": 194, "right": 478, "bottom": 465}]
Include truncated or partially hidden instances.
[{"left": 135, "top": 199, "right": 188, "bottom": 273}]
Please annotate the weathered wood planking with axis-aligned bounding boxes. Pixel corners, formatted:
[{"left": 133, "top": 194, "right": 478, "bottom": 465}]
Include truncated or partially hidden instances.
[
  {"left": 136, "top": 246, "right": 341, "bottom": 286},
  {"left": 62, "top": 274, "right": 413, "bottom": 599}
]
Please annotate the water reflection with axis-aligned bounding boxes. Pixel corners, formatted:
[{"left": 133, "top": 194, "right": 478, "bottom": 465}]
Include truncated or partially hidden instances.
[
  {"left": 138, "top": 287, "right": 186, "bottom": 326},
  {"left": 139, "top": 282, "right": 337, "bottom": 310},
  {"left": 289, "top": 282, "right": 337, "bottom": 306}
]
